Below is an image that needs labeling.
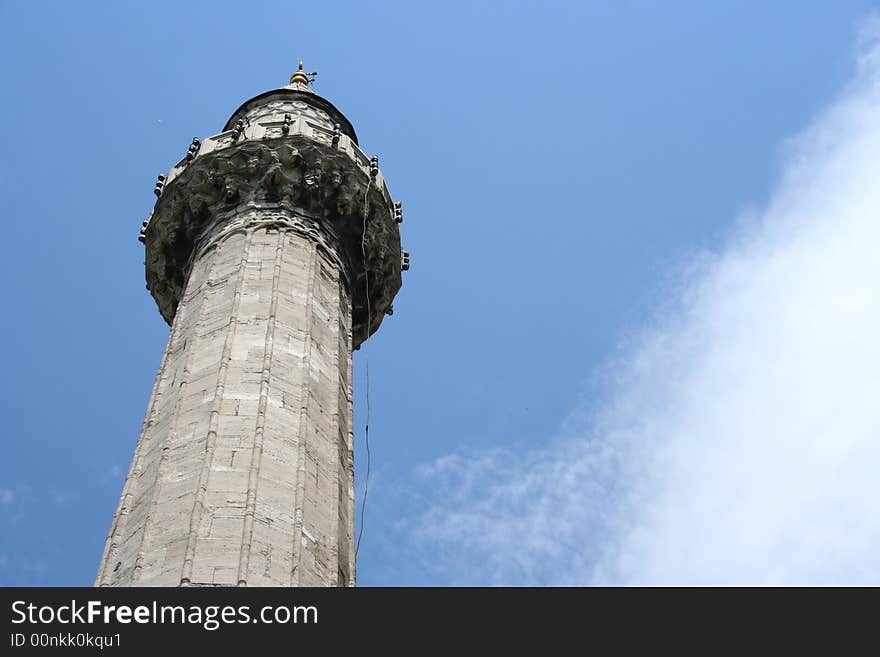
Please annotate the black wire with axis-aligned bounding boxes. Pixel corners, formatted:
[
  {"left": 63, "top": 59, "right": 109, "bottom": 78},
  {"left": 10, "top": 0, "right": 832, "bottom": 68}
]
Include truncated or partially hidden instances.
[
  {"left": 355, "top": 178, "right": 372, "bottom": 563},
  {"left": 356, "top": 423, "right": 370, "bottom": 560}
]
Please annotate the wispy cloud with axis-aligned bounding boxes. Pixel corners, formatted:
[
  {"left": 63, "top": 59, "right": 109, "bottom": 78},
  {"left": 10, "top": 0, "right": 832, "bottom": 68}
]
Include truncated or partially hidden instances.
[{"left": 401, "top": 21, "right": 880, "bottom": 585}]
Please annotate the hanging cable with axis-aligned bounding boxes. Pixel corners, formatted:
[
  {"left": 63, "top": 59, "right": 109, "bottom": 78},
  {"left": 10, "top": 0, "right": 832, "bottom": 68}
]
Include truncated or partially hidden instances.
[{"left": 355, "top": 175, "right": 373, "bottom": 563}]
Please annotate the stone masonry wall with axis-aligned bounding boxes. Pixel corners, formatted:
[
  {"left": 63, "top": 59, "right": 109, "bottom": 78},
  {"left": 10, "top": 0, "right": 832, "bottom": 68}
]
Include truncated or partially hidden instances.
[{"left": 97, "top": 218, "right": 355, "bottom": 586}]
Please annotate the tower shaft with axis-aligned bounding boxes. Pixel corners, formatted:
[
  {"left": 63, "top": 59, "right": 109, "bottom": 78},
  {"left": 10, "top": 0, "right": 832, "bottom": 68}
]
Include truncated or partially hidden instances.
[{"left": 98, "top": 217, "right": 354, "bottom": 586}]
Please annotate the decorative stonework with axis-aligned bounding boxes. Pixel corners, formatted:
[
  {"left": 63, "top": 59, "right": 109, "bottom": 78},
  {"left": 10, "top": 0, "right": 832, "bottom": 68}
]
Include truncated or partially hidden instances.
[
  {"left": 144, "top": 136, "right": 401, "bottom": 347},
  {"left": 223, "top": 88, "right": 358, "bottom": 144}
]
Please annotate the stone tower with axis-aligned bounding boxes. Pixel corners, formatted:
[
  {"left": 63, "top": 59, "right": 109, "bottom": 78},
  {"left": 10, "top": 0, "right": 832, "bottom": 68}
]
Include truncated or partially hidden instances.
[{"left": 96, "top": 64, "right": 405, "bottom": 587}]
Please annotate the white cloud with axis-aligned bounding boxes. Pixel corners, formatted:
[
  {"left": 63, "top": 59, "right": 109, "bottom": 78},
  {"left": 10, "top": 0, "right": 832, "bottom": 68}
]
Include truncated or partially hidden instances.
[{"left": 405, "top": 23, "right": 880, "bottom": 585}]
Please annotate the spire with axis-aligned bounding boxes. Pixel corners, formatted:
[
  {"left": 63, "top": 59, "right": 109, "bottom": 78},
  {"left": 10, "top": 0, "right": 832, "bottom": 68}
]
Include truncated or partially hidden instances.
[{"left": 289, "top": 61, "right": 312, "bottom": 86}]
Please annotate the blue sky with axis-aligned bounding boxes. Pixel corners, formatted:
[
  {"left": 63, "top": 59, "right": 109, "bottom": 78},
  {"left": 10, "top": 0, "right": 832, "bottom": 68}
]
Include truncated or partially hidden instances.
[{"left": 2, "top": 1, "right": 879, "bottom": 585}]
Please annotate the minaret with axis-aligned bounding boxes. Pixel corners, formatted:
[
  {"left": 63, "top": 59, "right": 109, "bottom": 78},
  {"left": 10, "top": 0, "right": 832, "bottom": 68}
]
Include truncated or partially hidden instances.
[{"left": 96, "top": 64, "right": 406, "bottom": 587}]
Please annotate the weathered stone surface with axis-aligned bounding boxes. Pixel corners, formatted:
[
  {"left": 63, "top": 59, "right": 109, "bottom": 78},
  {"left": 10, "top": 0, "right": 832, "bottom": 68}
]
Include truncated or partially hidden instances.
[
  {"left": 97, "top": 80, "right": 402, "bottom": 587},
  {"left": 144, "top": 126, "right": 400, "bottom": 348},
  {"left": 98, "top": 221, "right": 355, "bottom": 586}
]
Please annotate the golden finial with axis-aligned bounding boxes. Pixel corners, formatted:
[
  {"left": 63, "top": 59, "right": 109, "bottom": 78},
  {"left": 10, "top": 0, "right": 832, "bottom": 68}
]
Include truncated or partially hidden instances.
[{"left": 289, "top": 61, "right": 312, "bottom": 86}]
